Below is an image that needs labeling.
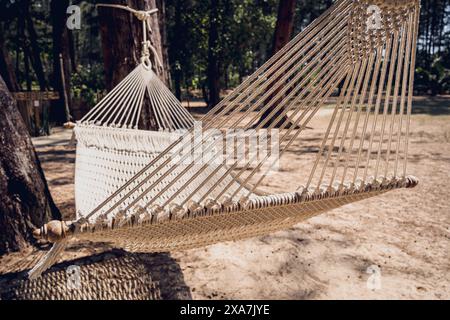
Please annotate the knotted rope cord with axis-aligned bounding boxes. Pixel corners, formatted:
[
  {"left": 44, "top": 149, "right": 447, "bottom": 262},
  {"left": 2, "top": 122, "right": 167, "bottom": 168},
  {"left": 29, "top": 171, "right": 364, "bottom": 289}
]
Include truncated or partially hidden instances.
[
  {"left": 101, "top": 15, "right": 350, "bottom": 217},
  {"left": 403, "top": 3, "right": 419, "bottom": 177},
  {"left": 84, "top": 0, "right": 419, "bottom": 224},
  {"left": 159, "top": 0, "right": 419, "bottom": 207},
  {"left": 74, "top": 3, "right": 330, "bottom": 222},
  {"left": 97, "top": 4, "right": 161, "bottom": 69},
  {"left": 28, "top": 0, "right": 420, "bottom": 280},
  {"left": 383, "top": 26, "right": 407, "bottom": 179},
  {"left": 77, "top": 0, "right": 352, "bottom": 224},
  {"left": 78, "top": 0, "right": 414, "bottom": 222},
  {"left": 158, "top": 32, "right": 350, "bottom": 209},
  {"left": 393, "top": 10, "right": 414, "bottom": 177},
  {"left": 96, "top": 3, "right": 352, "bottom": 217},
  {"left": 165, "top": 46, "right": 350, "bottom": 209},
  {"left": 80, "top": 4, "right": 193, "bottom": 130},
  {"left": 297, "top": 0, "right": 420, "bottom": 192},
  {"left": 204, "top": 49, "right": 351, "bottom": 204},
  {"left": 229, "top": 64, "right": 352, "bottom": 203}
]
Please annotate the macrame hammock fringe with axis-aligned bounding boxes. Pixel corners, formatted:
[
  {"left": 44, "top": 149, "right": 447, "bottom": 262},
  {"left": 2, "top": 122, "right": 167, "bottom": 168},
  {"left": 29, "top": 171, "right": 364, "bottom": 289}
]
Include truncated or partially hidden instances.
[{"left": 29, "top": 0, "right": 420, "bottom": 279}]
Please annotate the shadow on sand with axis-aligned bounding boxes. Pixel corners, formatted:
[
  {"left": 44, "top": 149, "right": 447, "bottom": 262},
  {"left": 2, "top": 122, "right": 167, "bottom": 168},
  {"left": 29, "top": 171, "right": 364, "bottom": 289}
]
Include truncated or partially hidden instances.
[
  {"left": 410, "top": 96, "right": 450, "bottom": 115},
  {"left": 0, "top": 250, "right": 192, "bottom": 300}
]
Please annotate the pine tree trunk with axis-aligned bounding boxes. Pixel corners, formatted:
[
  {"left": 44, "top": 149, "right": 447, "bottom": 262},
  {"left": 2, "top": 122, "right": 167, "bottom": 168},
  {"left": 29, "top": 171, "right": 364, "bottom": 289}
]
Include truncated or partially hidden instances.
[
  {"left": 50, "top": 0, "right": 73, "bottom": 124},
  {"left": 0, "top": 25, "right": 19, "bottom": 92},
  {"left": 272, "top": 0, "right": 296, "bottom": 54},
  {"left": 0, "top": 23, "right": 33, "bottom": 134},
  {"left": 98, "top": 0, "right": 169, "bottom": 130},
  {"left": 0, "top": 76, "right": 61, "bottom": 255},
  {"left": 172, "top": 0, "right": 184, "bottom": 100},
  {"left": 155, "top": 0, "right": 171, "bottom": 86},
  {"left": 207, "top": 0, "right": 221, "bottom": 108},
  {"left": 24, "top": 0, "right": 48, "bottom": 91},
  {"left": 254, "top": 0, "right": 297, "bottom": 128}
]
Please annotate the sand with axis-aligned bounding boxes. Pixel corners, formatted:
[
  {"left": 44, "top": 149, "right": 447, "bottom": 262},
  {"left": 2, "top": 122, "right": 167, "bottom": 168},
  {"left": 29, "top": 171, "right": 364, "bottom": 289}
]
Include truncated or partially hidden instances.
[{"left": 1, "top": 96, "right": 449, "bottom": 299}]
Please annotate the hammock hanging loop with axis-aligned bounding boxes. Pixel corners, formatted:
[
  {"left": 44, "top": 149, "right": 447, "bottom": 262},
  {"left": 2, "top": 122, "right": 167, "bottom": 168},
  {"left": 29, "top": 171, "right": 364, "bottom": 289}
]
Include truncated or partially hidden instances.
[
  {"left": 97, "top": 3, "right": 161, "bottom": 71},
  {"left": 141, "top": 55, "right": 152, "bottom": 70}
]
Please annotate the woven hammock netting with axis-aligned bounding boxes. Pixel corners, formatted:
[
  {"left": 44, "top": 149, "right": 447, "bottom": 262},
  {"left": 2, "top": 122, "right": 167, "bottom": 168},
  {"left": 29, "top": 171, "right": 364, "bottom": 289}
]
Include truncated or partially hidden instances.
[{"left": 29, "top": 0, "right": 420, "bottom": 279}]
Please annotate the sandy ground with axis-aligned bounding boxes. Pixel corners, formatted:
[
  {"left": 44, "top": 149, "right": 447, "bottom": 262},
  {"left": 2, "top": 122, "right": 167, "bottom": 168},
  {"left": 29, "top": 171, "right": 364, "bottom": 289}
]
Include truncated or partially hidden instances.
[{"left": 1, "top": 96, "right": 449, "bottom": 300}]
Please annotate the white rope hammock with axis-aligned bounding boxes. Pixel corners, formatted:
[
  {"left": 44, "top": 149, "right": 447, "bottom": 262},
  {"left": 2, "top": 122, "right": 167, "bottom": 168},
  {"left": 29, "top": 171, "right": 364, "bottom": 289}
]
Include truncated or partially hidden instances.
[{"left": 29, "top": 0, "right": 420, "bottom": 279}]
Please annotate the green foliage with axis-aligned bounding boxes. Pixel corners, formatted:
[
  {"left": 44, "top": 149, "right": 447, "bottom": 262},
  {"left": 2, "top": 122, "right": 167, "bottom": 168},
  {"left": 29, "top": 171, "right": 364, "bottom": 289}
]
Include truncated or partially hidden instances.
[
  {"left": 71, "top": 63, "right": 105, "bottom": 106},
  {"left": 415, "top": 52, "right": 450, "bottom": 95},
  {"left": 0, "top": 0, "right": 449, "bottom": 103},
  {"left": 165, "top": 0, "right": 278, "bottom": 95}
]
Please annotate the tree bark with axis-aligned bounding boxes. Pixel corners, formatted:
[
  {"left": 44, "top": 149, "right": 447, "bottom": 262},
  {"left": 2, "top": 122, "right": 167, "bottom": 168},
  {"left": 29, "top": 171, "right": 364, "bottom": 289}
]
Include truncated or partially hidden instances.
[
  {"left": 0, "top": 76, "right": 61, "bottom": 255},
  {"left": 155, "top": 0, "right": 171, "bottom": 86},
  {"left": 68, "top": 29, "right": 77, "bottom": 72},
  {"left": 172, "top": 0, "right": 184, "bottom": 100},
  {"left": 272, "top": 0, "right": 296, "bottom": 54},
  {"left": 18, "top": 13, "right": 32, "bottom": 91},
  {"left": 24, "top": 0, "right": 48, "bottom": 91},
  {"left": 0, "top": 23, "right": 35, "bottom": 135},
  {"left": 0, "top": 25, "right": 20, "bottom": 92},
  {"left": 99, "top": 0, "right": 169, "bottom": 87},
  {"left": 207, "top": 0, "right": 221, "bottom": 108},
  {"left": 254, "top": 0, "right": 297, "bottom": 128},
  {"left": 50, "top": 0, "right": 73, "bottom": 124},
  {"left": 98, "top": 0, "right": 168, "bottom": 130}
]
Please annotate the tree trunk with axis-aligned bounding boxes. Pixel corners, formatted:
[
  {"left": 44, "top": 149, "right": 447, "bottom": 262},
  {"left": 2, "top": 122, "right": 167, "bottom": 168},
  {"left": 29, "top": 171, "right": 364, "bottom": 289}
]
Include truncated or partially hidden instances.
[
  {"left": 99, "top": 0, "right": 169, "bottom": 87},
  {"left": 98, "top": 0, "right": 168, "bottom": 130},
  {"left": 0, "top": 25, "right": 20, "bottom": 92},
  {"left": 50, "top": 0, "right": 73, "bottom": 124},
  {"left": 272, "top": 0, "right": 296, "bottom": 54},
  {"left": 0, "top": 22, "right": 32, "bottom": 134},
  {"left": 68, "top": 30, "right": 77, "bottom": 72},
  {"left": 254, "top": 0, "right": 297, "bottom": 128},
  {"left": 18, "top": 14, "right": 32, "bottom": 91},
  {"left": 155, "top": 0, "right": 171, "bottom": 86},
  {"left": 207, "top": 0, "right": 221, "bottom": 108},
  {"left": 172, "top": 0, "right": 184, "bottom": 100},
  {"left": 24, "top": 0, "right": 48, "bottom": 91},
  {"left": 0, "top": 76, "right": 61, "bottom": 255}
]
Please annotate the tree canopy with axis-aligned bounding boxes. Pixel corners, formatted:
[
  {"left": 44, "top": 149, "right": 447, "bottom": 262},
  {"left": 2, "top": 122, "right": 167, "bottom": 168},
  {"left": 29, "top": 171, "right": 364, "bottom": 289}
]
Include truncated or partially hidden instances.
[{"left": 0, "top": 0, "right": 449, "bottom": 120}]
